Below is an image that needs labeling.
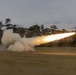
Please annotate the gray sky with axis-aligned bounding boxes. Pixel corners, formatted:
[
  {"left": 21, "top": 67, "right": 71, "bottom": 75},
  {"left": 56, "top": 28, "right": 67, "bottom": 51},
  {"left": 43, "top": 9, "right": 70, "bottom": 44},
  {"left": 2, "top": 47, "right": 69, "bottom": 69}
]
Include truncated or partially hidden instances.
[{"left": 0, "top": 0, "right": 76, "bottom": 30}]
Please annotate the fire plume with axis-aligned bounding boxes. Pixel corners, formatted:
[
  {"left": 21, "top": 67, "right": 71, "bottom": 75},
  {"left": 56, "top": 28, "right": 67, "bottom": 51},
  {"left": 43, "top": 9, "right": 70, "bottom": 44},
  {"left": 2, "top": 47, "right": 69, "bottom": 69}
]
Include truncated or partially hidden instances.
[
  {"left": 43, "top": 32, "right": 75, "bottom": 43},
  {"left": 1, "top": 29, "right": 75, "bottom": 51}
]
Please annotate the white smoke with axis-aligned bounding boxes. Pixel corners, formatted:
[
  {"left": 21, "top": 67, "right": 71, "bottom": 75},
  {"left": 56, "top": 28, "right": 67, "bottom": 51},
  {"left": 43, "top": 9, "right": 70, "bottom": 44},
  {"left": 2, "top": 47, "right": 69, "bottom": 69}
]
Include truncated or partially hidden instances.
[
  {"left": 1, "top": 29, "right": 44, "bottom": 51},
  {"left": 2, "top": 29, "right": 21, "bottom": 46},
  {"left": 1, "top": 29, "right": 75, "bottom": 52}
]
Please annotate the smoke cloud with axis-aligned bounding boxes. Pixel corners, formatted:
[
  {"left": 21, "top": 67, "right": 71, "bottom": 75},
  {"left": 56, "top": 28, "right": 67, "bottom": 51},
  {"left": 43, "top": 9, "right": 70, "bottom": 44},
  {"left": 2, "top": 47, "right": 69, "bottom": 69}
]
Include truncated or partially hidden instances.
[
  {"left": 1, "top": 29, "right": 45, "bottom": 51},
  {"left": 1, "top": 29, "right": 75, "bottom": 51},
  {"left": 2, "top": 29, "right": 21, "bottom": 46}
]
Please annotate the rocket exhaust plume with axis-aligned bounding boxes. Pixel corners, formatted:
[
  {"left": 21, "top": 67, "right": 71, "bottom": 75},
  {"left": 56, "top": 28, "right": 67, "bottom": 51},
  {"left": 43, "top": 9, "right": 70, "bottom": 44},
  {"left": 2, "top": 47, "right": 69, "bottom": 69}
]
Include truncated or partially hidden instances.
[
  {"left": 43, "top": 33, "right": 75, "bottom": 43},
  {"left": 1, "top": 29, "right": 75, "bottom": 51}
]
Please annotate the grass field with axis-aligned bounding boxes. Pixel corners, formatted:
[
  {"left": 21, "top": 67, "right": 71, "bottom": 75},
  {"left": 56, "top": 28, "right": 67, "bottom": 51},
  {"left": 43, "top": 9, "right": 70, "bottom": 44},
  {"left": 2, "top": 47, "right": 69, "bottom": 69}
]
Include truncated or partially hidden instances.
[{"left": 0, "top": 47, "right": 76, "bottom": 75}]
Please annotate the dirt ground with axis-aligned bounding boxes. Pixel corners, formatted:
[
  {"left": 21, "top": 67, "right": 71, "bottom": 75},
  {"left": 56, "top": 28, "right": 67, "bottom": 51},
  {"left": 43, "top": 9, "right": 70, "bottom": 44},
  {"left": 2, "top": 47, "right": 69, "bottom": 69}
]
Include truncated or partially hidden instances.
[{"left": 0, "top": 47, "right": 76, "bottom": 75}]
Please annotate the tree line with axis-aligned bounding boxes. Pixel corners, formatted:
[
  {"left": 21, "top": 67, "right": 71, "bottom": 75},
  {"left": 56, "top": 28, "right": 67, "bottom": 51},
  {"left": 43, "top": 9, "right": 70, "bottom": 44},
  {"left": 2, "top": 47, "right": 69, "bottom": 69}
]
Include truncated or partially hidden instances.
[{"left": 0, "top": 18, "right": 76, "bottom": 47}]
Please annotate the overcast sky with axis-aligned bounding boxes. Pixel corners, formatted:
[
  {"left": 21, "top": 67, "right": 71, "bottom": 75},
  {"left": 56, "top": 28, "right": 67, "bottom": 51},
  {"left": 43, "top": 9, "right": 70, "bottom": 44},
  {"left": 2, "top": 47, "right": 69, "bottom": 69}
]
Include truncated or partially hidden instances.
[{"left": 0, "top": 0, "right": 76, "bottom": 30}]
